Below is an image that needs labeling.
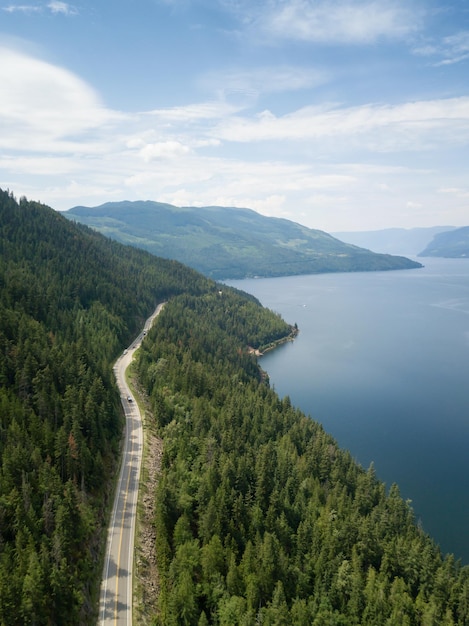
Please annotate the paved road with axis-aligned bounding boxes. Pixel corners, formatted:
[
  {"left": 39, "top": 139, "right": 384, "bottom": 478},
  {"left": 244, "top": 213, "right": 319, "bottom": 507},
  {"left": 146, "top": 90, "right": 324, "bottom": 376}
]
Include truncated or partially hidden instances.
[{"left": 99, "top": 304, "right": 164, "bottom": 626}]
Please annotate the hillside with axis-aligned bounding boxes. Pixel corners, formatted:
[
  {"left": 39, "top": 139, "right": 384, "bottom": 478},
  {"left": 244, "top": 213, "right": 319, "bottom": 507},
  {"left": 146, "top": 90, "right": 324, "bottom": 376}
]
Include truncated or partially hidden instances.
[
  {"left": 4, "top": 188, "right": 468, "bottom": 625},
  {"left": 65, "top": 201, "right": 422, "bottom": 279},
  {"left": 418, "top": 226, "right": 469, "bottom": 258},
  {"left": 0, "top": 189, "right": 293, "bottom": 624},
  {"left": 136, "top": 289, "right": 469, "bottom": 625},
  {"left": 332, "top": 226, "right": 455, "bottom": 257}
]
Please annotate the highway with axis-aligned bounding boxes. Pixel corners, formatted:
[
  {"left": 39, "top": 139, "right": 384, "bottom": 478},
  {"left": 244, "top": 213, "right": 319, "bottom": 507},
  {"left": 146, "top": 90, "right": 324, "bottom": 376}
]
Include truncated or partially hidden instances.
[{"left": 99, "top": 304, "right": 164, "bottom": 625}]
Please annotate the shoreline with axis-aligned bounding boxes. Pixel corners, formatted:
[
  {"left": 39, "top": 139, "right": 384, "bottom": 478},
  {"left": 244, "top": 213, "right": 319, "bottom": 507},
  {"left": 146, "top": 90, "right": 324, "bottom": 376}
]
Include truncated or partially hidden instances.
[{"left": 249, "top": 325, "right": 299, "bottom": 357}]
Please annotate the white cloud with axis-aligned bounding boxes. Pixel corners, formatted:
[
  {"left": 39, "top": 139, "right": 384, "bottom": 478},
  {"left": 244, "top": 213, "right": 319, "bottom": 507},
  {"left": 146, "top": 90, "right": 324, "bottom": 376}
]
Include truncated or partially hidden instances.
[
  {"left": 437, "top": 31, "right": 469, "bottom": 66},
  {"left": 247, "top": 0, "right": 422, "bottom": 44},
  {"left": 2, "top": 1, "right": 77, "bottom": 15},
  {"left": 192, "top": 138, "right": 221, "bottom": 148},
  {"left": 144, "top": 101, "right": 236, "bottom": 122},
  {"left": 438, "top": 187, "right": 469, "bottom": 199},
  {"left": 0, "top": 46, "right": 123, "bottom": 152},
  {"left": 1, "top": 42, "right": 467, "bottom": 230},
  {"left": 47, "top": 2, "right": 77, "bottom": 15},
  {"left": 139, "top": 141, "right": 191, "bottom": 161},
  {"left": 212, "top": 97, "right": 469, "bottom": 151},
  {"left": 199, "top": 65, "right": 327, "bottom": 102},
  {"left": 0, "top": 154, "right": 84, "bottom": 175},
  {"left": 3, "top": 4, "right": 41, "bottom": 13},
  {"left": 413, "top": 30, "right": 469, "bottom": 66}
]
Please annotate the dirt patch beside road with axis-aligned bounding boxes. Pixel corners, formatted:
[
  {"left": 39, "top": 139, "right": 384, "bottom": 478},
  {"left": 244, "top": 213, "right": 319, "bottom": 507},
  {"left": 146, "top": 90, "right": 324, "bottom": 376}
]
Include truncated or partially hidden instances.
[{"left": 133, "top": 381, "right": 163, "bottom": 625}]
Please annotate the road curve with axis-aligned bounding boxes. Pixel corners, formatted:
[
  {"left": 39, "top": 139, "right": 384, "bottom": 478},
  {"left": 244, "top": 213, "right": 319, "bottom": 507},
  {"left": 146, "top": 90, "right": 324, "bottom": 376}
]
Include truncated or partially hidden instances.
[{"left": 99, "top": 304, "right": 165, "bottom": 626}]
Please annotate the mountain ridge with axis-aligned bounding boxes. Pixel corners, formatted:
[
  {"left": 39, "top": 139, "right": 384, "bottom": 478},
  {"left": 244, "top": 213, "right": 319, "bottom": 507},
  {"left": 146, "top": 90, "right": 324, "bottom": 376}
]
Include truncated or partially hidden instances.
[
  {"left": 332, "top": 226, "right": 456, "bottom": 257},
  {"left": 66, "top": 200, "right": 422, "bottom": 279},
  {"left": 418, "top": 225, "right": 469, "bottom": 258}
]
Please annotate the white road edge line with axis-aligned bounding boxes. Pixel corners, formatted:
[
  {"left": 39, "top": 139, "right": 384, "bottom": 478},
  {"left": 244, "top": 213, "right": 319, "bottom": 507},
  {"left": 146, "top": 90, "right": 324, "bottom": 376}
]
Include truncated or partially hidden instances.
[{"left": 99, "top": 303, "right": 165, "bottom": 625}]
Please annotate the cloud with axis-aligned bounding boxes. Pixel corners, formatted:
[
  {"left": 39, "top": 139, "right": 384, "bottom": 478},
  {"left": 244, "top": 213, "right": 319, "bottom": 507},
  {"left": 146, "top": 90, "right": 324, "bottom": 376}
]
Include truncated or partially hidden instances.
[
  {"left": 438, "top": 187, "right": 469, "bottom": 199},
  {"left": 199, "top": 65, "right": 327, "bottom": 102},
  {"left": 0, "top": 46, "right": 123, "bottom": 152},
  {"left": 212, "top": 97, "right": 469, "bottom": 151},
  {"left": 139, "top": 141, "right": 191, "bottom": 161},
  {"left": 1, "top": 41, "right": 467, "bottom": 230},
  {"left": 413, "top": 30, "right": 469, "bottom": 66},
  {"left": 238, "top": 0, "right": 423, "bottom": 44},
  {"left": 2, "top": 1, "right": 77, "bottom": 15},
  {"left": 47, "top": 2, "right": 78, "bottom": 15},
  {"left": 3, "top": 4, "right": 41, "bottom": 13},
  {"left": 437, "top": 31, "right": 469, "bottom": 66},
  {"left": 144, "top": 101, "right": 237, "bottom": 122}
]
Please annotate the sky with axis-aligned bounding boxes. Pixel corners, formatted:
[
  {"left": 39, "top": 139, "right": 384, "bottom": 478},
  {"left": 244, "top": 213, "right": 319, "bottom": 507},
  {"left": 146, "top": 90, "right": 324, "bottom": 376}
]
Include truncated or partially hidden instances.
[{"left": 1, "top": 0, "right": 469, "bottom": 232}]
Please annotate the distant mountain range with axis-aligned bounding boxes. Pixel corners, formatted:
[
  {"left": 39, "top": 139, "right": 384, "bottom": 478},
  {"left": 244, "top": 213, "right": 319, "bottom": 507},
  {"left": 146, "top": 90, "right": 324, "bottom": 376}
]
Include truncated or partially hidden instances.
[
  {"left": 418, "top": 226, "right": 469, "bottom": 258},
  {"left": 333, "top": 225, "right": 469, "bottom": 259},
  {"left": 66, "top": 201, "right": 421, "bottom": 279},
  {"left": 332, "top": 226, "right": 456, "bottom": 257}
]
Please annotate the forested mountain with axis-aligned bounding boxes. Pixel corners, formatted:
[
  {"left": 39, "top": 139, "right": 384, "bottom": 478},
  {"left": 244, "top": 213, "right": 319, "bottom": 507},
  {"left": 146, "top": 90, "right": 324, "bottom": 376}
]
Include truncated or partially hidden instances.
[
  {"left": 66, "top": 201, "right": 422, "bottom": 279},
  {"left": 332, "top": 226, "right": 455, "bottom": 257},
  {"left": 136, "top": 292, "right": 469, "bottom": 625},
  {"left": 0, "top": 189, "right": 293, "bottom": 624},
  {"left": 3, "top": 188, "right": 468, "bottom": 625},
  {"left": 418, "top": 226, "right": 469, "bottom": 258}
]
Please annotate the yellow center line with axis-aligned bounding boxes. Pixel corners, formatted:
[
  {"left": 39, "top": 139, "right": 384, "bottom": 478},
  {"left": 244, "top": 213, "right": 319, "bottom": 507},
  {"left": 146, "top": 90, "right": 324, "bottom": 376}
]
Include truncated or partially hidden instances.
[{"left": 100, "top": 306, "right": 162, "bottom": 625}]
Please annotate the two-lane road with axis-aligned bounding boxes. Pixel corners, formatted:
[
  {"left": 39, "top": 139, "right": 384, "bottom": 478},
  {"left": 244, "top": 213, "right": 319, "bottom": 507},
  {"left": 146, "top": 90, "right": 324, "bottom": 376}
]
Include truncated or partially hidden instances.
[{"left": 99, "top": 304, "right": 164, "bottom": 625}]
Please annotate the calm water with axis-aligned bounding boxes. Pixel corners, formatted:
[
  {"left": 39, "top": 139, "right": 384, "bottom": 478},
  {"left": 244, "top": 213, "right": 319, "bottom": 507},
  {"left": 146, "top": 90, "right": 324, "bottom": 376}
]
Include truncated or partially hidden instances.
[{"left": 227, "top": 258, "right": 469, "bottom": 563}]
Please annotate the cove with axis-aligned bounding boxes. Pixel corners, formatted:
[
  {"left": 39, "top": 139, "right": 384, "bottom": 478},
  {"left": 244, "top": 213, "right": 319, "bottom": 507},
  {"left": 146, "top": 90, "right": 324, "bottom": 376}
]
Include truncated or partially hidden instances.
[{"left": 227, "top": 257, "right": 469, "bottom": 563}]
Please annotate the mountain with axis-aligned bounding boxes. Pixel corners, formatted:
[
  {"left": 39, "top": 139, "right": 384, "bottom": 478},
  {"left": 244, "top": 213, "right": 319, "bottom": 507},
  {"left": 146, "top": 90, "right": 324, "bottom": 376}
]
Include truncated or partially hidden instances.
[
  {"left": 332, "top": 226, "right": 456, "bottom": 257},
  {"left": 3, "top": 188, "right": 469, "bottom": 624},
  {"left": 65, "top": 201, "right": 422, "bottom": 278},
  {"left": 0, "top": 189, "right": 293, "bottom": 624},
  {"left": 418, "top": 226, "right": 469, "bottom": 258}
]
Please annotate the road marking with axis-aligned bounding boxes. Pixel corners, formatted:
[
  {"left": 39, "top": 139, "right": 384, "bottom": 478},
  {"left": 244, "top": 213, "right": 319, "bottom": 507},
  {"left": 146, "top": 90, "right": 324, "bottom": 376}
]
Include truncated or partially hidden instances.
[
  {"left": 99, "top": 303, "right": 165, "bottom": 625},
  {"left": 100, "top": 360, "right": 126, "bottom": 625},
  {"left": 114, "top": 411, "right": 135, "bottom": 625},
  {"left": 100, "top": 364, "right": 135, "bottom": 625}
]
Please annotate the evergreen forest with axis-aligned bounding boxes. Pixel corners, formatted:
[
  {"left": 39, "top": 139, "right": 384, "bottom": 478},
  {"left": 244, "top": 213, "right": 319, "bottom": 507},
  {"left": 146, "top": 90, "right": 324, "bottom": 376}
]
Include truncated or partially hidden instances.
[
  {"left": 136, "top": 293, "right": 469, "bottom": 625},
  {"left": 2, "top": 188, "right": 469, "bottom": 625},
  {"left": 0, "top": 189, "right": 218, "bottom": 623}
]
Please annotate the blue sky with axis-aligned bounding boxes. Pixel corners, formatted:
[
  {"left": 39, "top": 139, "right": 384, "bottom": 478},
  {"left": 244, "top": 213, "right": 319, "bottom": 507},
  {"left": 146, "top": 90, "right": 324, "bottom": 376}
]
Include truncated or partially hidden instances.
[{"left": 1, "top": 0, "right": 469, "bottom": 231}]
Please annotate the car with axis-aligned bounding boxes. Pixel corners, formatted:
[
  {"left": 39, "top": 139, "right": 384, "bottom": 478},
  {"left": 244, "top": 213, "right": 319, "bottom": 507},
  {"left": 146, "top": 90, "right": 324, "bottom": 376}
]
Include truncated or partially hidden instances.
[{"left": 127, "top": 396, "right": 132, "bottom": 402}]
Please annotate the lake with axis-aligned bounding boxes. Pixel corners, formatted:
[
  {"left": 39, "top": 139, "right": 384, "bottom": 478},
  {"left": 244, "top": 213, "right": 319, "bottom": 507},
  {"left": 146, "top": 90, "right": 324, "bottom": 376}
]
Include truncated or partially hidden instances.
[{"left": 227, "top": 258, "right": 469, "bottom": 563}]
